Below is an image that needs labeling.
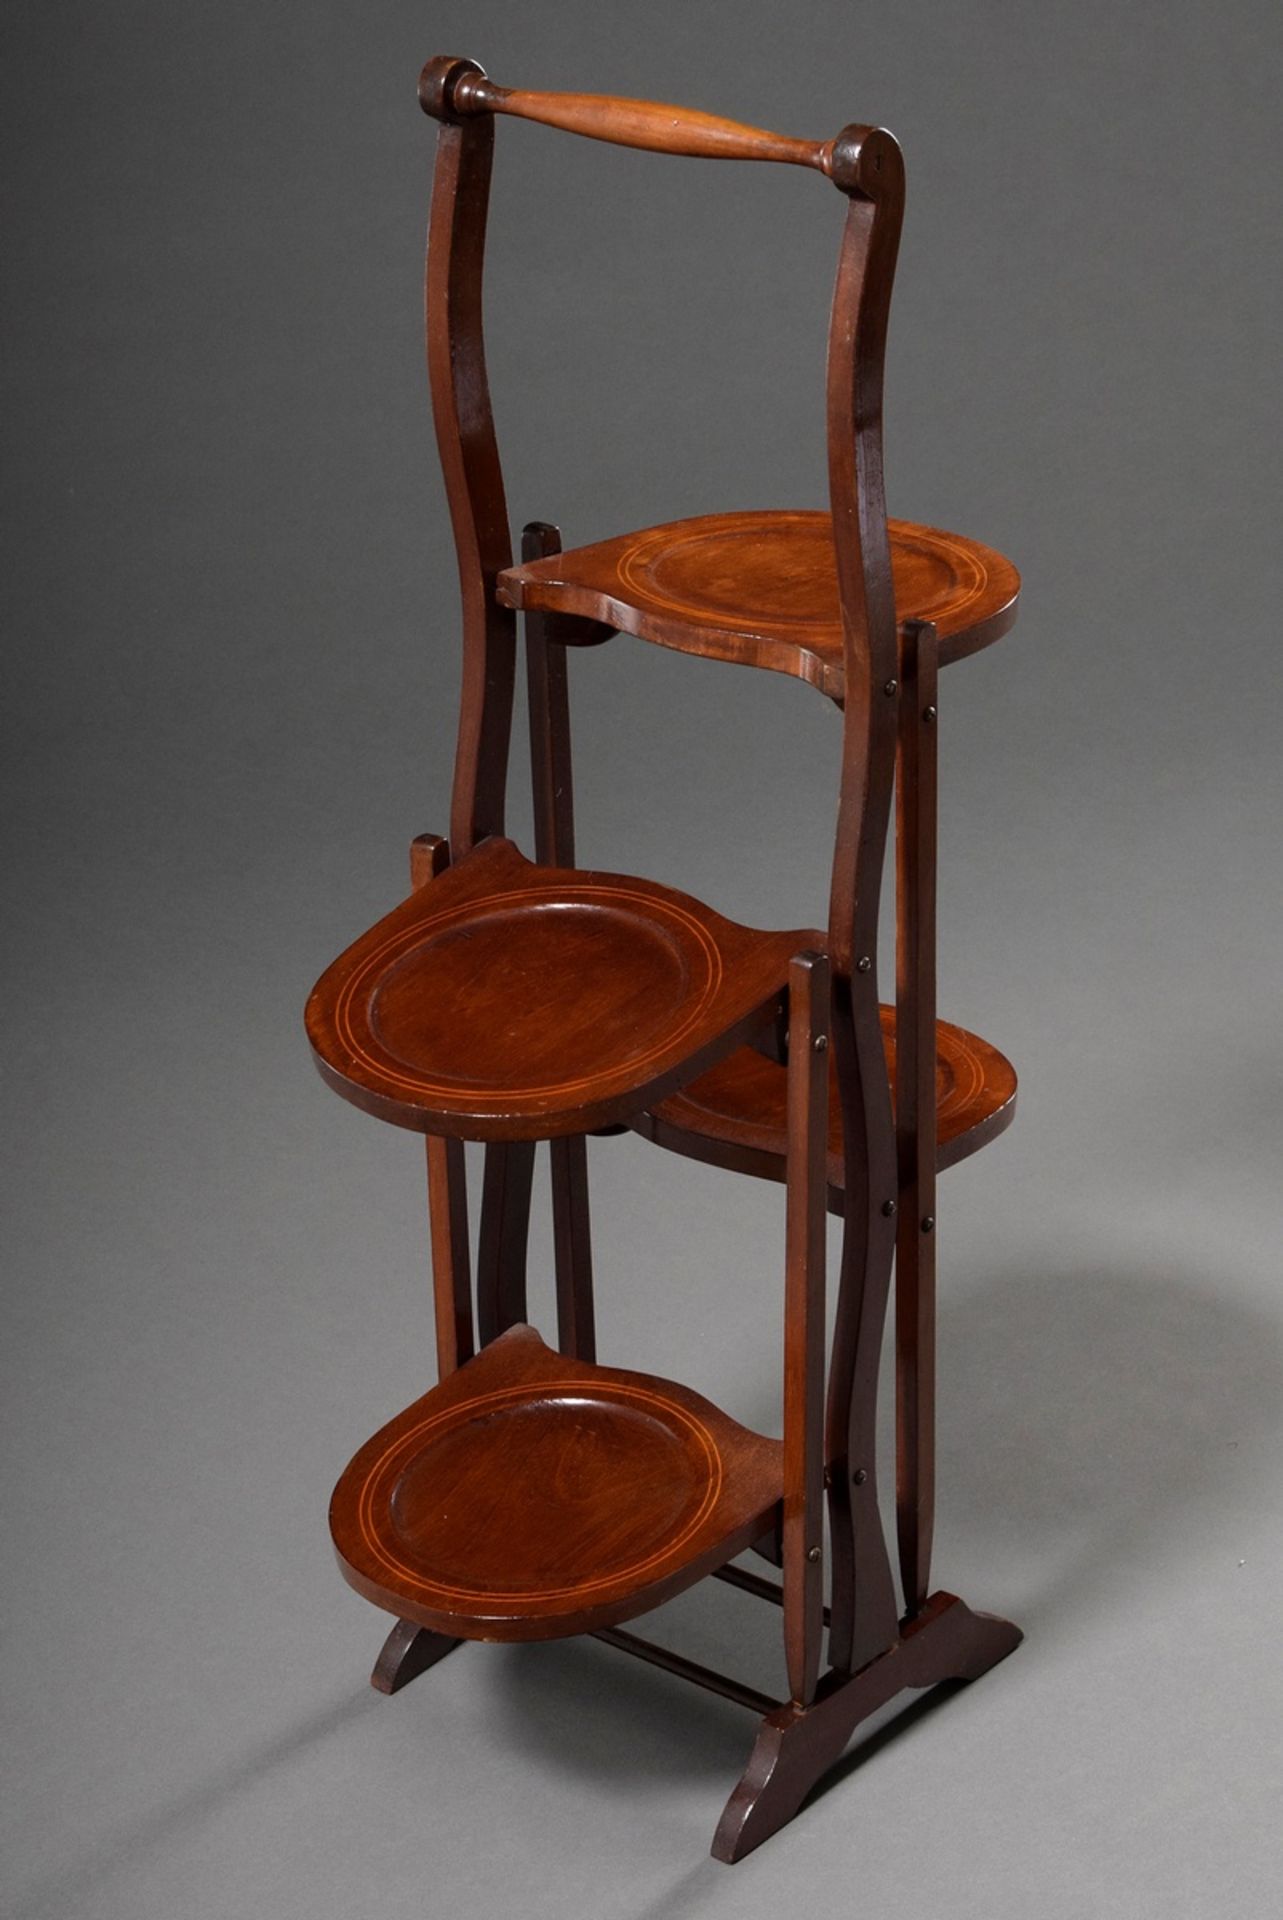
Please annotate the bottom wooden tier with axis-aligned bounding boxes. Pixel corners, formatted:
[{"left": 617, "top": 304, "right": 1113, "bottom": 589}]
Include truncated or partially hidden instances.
[{"left": 330, "top": 1325, "right": 783, "bottom": 1643}]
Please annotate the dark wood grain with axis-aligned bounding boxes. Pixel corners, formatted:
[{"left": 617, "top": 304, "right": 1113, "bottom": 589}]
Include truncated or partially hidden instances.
[
  {"left": 499, "top": 512, "right": 1018, "bottom": 700},
  {"left": 549, "top": 1134, "right": 595, "bottom": 1359},
  {"left": 408, "top": 830, "right": 450, "bottom": 891},
  {"left": 475, "top": 1142, "right": 535, "bottom": 1345},
  {"left": 307, "top": 836, "right": 806, "bottom": 1140},
  {"left": 305, "top": 60, "right": 1026, "bottom": 1858},
  {"left": 370, "top": 1615, "right": 462, "bottom": 1694},
  {"left": 523, "top": 520, "right": 597, "bottom": 1362},
  {"left": 524, "top": 521, "right": 577, "bottom": 868},
  {"left": 425, "top": 111, "right": 516, "bottom": 856},
  {"left": 712, "top": 1591, "right": 1022, "bottom": 1861},
  {"left": 635, "top": 1010, "right": 1017, "bottom": 1204},
  {"left": 592, "top": 1626, "right": 781, "bottom": 1716},
  {"left": 330, "top": 1325, "right": 783, "bottom": 1641},
  {"left": 421, "top": 56, "right": 851, "bottom": 183},
  {"left": 407, "top": 835, "right": 476, "bottom": 1381},
  {"left": 820, "top": 131, "right": 905, "bottom": 1680},
  {"left": 895, "top": 620, "right": 940, "bottom": 1617},
  {"left": 426, "top": 1134, "right": 472, "bottom": 1375},
  {"left": 782, "top": 953, "right": 829, "bottom": 1707}
]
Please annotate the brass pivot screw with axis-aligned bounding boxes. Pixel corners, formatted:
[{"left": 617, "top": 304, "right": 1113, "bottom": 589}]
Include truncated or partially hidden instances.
[
  {"left": 883, "top": 678, "right": 898, "bottom": 697},
  {"left": 881, "top": 1199, "right": 897, "bottom": 1216},
  {"left": 923, "top": 704, "right": 937, "bottom": 723},
  {"left": 812, "top": 1033, "right": 829, "bottom": 1053},
  {"left": 857, "top": 955, "right": 872, "bottom": 973},
  {"left": 806, "top": 1545, "right": 822, "bottom": 1564},
  {"left": 852, "top": 1467, "right": 868, "bottom": 1485},
  {"left": 921, "top": 1215, "right": 935, "bottom": 1234}
]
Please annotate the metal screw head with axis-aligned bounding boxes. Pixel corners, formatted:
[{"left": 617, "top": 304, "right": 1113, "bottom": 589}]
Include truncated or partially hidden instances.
[
  {"left": 881, "top": 1199, "right": 897, "bottom": 1217},
  {"left": 923, "top": 704, "right": 937, "bottom": 723},
  {"left": 852, "top": 1467, "right": 868, "bottom": 1486},
  {"left": 883, "top": 677, "right": 898, "bottom": 697},
  {"left": 856, "top": 955, "right": 872, "bottom": 973},
  {"left": 812, "top": 1033, "right": 829, "bottom": 1053},
  {"left": 921, "top": 1215, "right": 935, "bottom": 1234},
  {"left": 806, "top": 1545, "right": 822, "bottom": 1564}
]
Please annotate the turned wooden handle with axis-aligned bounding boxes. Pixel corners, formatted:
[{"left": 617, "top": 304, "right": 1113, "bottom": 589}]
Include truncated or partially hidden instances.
[
  {"left": 418, "top": 56, "right": 878, "bottom": 187},
  {"left": 468, "top": 78, "right": 831, "bottom": 172}
]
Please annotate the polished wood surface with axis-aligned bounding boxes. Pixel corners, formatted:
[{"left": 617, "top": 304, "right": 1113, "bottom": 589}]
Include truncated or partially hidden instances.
[
  {"left": 523, "top": 521, "right": 597, "bottom": 1362},
  {"left": 636, "top": 1010, "right": 1016, "bottom": 1208},
  {"left": 781, "top": 954, "right": 829, "bottom": 1707},
  {"left": 426, "top": 1133, "right": 472, "bottom": 1370},
  {"left": 306, "top": 835, "right": 805, "bottom": 1139},
  {"left": 421, "top": 55, "right": 866, "bottom": 190},
  {"left": 499, "top": 512, "right": 1019, "bottom": 700},
  {"left": 475, "top": 1138, "right": 535, "bottom": 1342},
  {"left": 305, "top": 57, "right": 1026, "bottom": 1863},
  {"left": 370, "top": 1615, "right": 461, "bottom": 1695},
  {"left": 894, "top": 620, "right": 940, "bottom": 1617},
  {"left": 408, "top": 835, "right": 476, "bottom": 1381},
  {"left": 330, "top": 1324, "right": 783, "bottom": 1642},
  {"left": 425, "top": 110, "right": 517, "bottom": 856},
  {"left": 711, "top": 1591, "right": 1022, "bottom": 1863}
]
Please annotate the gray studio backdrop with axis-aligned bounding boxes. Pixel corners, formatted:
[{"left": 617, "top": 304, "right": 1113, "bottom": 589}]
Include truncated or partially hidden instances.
[{"left": 4, "top": 2, "right": 1280, "bottom": 1917}]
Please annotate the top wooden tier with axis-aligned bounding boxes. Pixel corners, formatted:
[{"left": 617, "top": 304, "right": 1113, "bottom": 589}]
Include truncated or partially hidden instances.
[{"left": 499, "top": 511, "right": 1019, "bottom": 701}]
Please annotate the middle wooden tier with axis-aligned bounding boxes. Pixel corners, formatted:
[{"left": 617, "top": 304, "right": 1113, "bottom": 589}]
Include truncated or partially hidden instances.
[
  {"left": 330, "top": 1325, "right": 783, "bottom": 1642},
  {"left": 305, "top": 836, "right": 806, "bottom": 1140}
]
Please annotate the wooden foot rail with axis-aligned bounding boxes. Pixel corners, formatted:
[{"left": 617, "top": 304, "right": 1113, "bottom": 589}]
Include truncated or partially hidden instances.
[
  {"left": 592, "top": 1628, "right": 782, "bottom": 1718},
  {"left": 716, "top": 1560, "right": 803, "bottom": 1612}
]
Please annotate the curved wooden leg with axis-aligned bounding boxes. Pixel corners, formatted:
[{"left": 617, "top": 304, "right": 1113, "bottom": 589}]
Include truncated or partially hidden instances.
[
  {"left": 370, "top": 1616, "right": 463, "bottom": 1695},
  {"left": 825, "top": 973, "right": 901, "bottom": 1678},
  {"left": 711, "top": 1592, "right": 1021, "bottom": 1863},
  {"left": 894, "top": 619, "right": 940, "bottom": 1617},
  {"left": 781, "top": 952, "right": 829, "bottom": 1709}
]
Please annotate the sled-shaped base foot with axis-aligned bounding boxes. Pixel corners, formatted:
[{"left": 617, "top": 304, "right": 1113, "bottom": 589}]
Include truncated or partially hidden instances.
[{"left": 712, "top": 1591, "right": 1021, "bottom": 1862}]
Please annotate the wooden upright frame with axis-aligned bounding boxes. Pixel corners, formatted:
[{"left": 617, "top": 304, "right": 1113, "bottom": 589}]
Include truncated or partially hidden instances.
[{"left": 307, "top": 55, "right": 1024, "bottom": 1864}]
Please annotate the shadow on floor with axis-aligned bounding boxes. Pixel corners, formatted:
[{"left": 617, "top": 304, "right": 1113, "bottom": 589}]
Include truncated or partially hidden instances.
[
  {"left": 11, "top": 1690, "right": 375, "bottom": 1920},
  {"left": 491, "top": 1257, "right": 1282, "bottom": 1842},
  {"left": 934, "top": 1259, "right": 1282, "bottom": 1626},
  {"left": 17, "top": 1260, "right": 1279, "bottom": 1916}
]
